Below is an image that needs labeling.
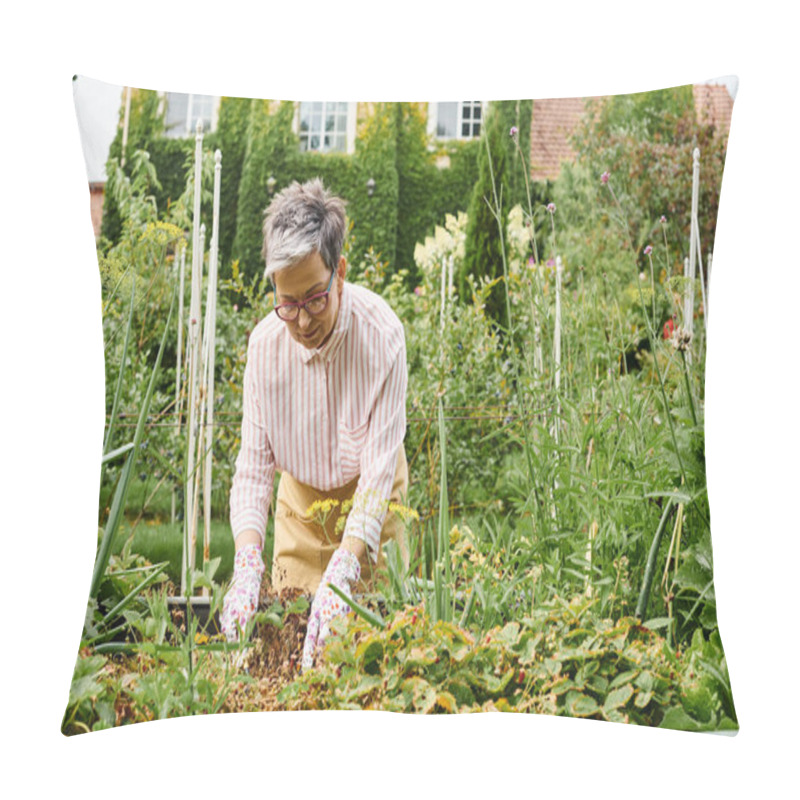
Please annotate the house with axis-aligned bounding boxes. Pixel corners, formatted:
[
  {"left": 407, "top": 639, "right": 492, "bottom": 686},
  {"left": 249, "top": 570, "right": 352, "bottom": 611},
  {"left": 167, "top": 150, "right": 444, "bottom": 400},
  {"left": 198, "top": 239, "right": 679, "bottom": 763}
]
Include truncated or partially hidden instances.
[
  {"left": 85, "top": 85, "right": 734, "bottom": 237},
  {"left": 528, "top": 83, "right": 735, "bottom": 182}
]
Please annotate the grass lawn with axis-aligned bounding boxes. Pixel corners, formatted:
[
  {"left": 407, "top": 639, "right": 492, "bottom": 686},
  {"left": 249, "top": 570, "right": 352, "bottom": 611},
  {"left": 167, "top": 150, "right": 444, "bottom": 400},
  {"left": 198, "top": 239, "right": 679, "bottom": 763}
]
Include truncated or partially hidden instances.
[{"left": 102, "top": 478, "right": 276, "bottom": 585}]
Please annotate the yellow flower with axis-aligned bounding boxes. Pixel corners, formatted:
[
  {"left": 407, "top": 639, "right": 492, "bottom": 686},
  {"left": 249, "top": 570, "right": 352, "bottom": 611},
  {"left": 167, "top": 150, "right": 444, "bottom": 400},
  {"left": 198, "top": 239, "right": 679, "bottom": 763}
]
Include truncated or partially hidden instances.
[
  {"left": 388, "top": 502, "right": 420, "bottom": 522},
  {"left": 449, "top": 525, "right": 461, "bottom": 546},
  {"left": 306, "top": 498, "right": 340, "bottom": 518}
]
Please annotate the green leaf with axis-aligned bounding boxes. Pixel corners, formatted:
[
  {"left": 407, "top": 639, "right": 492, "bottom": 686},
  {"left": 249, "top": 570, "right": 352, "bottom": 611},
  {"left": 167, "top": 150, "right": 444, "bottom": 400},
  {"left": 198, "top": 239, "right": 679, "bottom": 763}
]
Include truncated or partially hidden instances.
[
  {"left": 603, "top": 683, "right": 634, "bottom": 712},
  {"left": 643, "top": 617, "right": 671, "bottom": 631},
  {"left": 609, "top": 669, "right": 639, "bottom": 689},
  {"left": 565, "top": 691, "right": 600, "bottom": 718},
  {"left": 635, "top": 690, "right": 653, "bottom": 708}
]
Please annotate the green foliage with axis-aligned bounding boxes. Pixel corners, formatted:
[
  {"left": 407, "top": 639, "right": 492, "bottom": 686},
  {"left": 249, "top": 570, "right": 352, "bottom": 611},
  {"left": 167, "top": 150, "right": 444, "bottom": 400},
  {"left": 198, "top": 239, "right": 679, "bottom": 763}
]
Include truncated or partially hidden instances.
[
  {"left": 350, "top": 102, "right": 400, "bottom": 269},
  {"left": 213, "top": 97, "right": 253, "bottom": 272},
  {"left": 394, "top": 103, "right": 440, "bottom": 282},
  {"left": 462, "top": 105, "right": 511, "bottom": 328},
  {"left": 101, "top": 88, "right": 166, "bottom": 243},
  {"left": 277, "top": 597, "right": 736, "bottom": 729},
  {"left": 233, "top": 100, "right": 298, "bottom": 281},
  {"left": 571, "top": 85, "right": 728, "bottom": 267}
]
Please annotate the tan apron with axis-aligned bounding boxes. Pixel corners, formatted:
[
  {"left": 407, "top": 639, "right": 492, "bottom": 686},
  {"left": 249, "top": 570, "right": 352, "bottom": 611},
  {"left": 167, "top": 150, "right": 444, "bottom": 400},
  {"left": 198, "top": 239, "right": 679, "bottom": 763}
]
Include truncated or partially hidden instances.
[{"left": 271, "top": 447, "right": 410, "bottom": 595}]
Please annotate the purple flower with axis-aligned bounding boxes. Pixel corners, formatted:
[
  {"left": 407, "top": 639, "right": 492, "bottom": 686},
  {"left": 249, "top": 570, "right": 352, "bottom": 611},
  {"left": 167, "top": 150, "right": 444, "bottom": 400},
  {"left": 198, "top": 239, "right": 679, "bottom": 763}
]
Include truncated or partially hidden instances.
[
  {"left": 510, "top": 126, "right": 518, "bottom": 138},
  {"left": 660, "top": 215, "right": 667, "bottom": 224},
  {"left": 547, "top": 202, "right": 556, "bottom": 214},
  {"left": 414, "top": 286, "right": 423, "bottom": 296},
  {"left": 546, "top": 258, "right": 555, "bottom": 267},
  {"left": 644, "top": 245, "right": 653, "bottom": 256},
  {"left": 528, "top": 256, "right": 535, "bottom": 267},
  {"left": 233, "top": 304, "right": 238, "bottom": 312},
  {"left": 601, "top": 171, "right": 610, "bottom": 184}
]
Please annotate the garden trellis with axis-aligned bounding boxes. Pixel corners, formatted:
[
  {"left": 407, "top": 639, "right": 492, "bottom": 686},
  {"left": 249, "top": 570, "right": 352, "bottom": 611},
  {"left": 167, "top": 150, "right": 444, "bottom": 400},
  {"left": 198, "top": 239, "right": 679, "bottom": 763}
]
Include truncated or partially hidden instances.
[{"left": 180, "top": 121, "right": 223, "bottom": 597}]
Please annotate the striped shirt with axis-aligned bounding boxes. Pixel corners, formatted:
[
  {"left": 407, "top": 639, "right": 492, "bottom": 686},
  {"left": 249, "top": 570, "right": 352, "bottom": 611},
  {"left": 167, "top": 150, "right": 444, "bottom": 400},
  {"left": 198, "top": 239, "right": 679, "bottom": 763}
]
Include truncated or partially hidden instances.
[{"left": 229, "top": 280, "right": 407, "bottom": 562}]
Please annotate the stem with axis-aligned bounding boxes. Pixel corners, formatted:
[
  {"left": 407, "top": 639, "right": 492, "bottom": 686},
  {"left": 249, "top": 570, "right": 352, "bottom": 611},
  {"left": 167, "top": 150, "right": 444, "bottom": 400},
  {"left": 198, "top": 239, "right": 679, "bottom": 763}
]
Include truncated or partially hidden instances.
[
  {"left": 482, "top": 132, "right": 540, "bottom": 528},
  {"left": 605, "top": 183, "right": 689, "bottom": 489},
  {"left": 679, "top": 349, "right": 699, "bottom": 427},
  {"left": 635, "top": 498, "right": 676, "bottom": 620}
]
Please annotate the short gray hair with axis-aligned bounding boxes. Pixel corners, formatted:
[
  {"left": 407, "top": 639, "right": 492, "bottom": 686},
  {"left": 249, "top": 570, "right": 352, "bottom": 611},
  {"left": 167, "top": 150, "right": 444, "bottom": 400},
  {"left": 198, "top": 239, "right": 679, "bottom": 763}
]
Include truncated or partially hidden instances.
[{"left": 261, "top": 178, "right": 347, "bottom": 280}]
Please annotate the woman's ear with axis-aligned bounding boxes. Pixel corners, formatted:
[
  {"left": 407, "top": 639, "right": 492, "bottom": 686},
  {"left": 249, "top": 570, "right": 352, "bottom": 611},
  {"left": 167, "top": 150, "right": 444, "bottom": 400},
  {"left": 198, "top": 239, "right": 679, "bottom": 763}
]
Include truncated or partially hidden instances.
[{"left": 338, "top": 256, "right": 347, "bottom": 288}]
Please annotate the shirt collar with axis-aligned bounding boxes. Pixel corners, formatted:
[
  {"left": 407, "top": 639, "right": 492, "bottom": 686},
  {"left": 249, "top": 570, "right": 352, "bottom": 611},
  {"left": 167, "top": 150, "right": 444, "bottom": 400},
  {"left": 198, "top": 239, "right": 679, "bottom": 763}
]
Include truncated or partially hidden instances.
[{"left": 296, "top": 280, "right": 352, "bottom": 365}]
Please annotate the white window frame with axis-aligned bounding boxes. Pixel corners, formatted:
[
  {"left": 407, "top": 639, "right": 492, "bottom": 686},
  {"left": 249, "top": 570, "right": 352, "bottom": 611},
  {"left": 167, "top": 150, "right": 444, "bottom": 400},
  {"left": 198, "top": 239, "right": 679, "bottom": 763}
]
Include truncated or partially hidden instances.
[
  {"left": 427, "top": 101, "right": 488, "bottom": 141},
  {"left": 162, "top": 92, "right": 220, "bottom": 138},
  {"left": 294, "top": 101, "right": 357, "bottom": 154}
]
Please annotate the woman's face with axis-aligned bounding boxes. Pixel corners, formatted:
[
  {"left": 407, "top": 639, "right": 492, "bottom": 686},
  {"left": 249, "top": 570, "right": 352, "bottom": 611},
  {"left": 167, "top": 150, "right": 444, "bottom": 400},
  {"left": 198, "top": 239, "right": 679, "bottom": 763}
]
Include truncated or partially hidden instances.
[{"left": 273, "top": 251, "right": 346, "bottom": 350}]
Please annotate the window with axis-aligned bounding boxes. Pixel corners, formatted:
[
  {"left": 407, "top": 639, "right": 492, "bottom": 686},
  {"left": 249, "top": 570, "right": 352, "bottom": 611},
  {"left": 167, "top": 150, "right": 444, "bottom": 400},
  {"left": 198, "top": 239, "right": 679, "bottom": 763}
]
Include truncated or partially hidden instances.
[
  {"left": 298, "top": 101, "right": 350, "bottom": 153},
  {"left": 165, "top": 93, "right": 217, "bottom": 137},
  {"left": 430, "top": 101, "right": 484, "bottom": 139}
]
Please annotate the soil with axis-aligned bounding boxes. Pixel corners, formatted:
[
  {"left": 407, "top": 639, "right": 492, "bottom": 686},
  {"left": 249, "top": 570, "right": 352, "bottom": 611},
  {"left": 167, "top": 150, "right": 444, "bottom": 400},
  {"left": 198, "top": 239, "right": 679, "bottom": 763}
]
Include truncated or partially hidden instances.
[{"left": 221, "top": 571, "right": 312, "bottom": 713}]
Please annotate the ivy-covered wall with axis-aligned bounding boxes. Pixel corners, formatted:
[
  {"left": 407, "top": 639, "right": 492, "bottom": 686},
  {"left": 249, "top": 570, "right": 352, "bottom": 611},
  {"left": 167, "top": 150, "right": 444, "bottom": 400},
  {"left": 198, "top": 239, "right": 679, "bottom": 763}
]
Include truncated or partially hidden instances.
[{"left": 100, "top": 96, "right": 500, "bottom": 295}]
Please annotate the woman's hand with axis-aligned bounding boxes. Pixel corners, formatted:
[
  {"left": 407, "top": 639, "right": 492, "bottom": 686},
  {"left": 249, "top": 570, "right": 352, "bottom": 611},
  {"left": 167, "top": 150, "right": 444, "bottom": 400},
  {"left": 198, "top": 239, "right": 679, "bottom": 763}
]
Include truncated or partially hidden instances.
[
  {"left": 220, "top": 543, "right": 265, "bottom": 643},
  {"left": 302, "top": 548, "right": 361, "bottom": 672}
]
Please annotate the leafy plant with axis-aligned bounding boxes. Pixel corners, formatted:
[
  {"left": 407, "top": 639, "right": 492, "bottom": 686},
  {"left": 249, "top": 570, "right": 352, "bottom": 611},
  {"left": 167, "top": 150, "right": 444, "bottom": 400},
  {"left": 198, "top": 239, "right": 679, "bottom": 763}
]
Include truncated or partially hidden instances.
[{"left": 277, "top": 596, "right": 736, "bottom": 730}]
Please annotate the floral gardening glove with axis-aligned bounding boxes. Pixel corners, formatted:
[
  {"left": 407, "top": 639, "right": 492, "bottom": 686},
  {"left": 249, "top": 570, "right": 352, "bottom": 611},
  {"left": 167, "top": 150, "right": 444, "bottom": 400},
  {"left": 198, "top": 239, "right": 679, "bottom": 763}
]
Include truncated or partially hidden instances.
[
  {"left": 302, "top": 548, "right": 361, "bottom": 672},
  {"left": 221, "top": 543, "right": 265, "bottom": 643}
]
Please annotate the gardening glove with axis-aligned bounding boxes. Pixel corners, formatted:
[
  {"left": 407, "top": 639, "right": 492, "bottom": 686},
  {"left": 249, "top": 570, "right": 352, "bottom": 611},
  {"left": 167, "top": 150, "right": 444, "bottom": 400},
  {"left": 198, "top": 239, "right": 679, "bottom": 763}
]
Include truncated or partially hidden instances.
[
  {"left": 221, "top": 543, "right": 265, "bottom": 643},
  {"left": 302, "top": 548, "right": 361, "bottom": 672}
]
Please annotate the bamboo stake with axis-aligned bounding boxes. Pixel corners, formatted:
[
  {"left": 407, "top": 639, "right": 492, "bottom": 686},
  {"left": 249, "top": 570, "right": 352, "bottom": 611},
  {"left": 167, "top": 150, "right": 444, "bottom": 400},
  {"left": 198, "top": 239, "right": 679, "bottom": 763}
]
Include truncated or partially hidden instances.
[{"left": 181, "top": 120, "right": 204, "bottom": 597}]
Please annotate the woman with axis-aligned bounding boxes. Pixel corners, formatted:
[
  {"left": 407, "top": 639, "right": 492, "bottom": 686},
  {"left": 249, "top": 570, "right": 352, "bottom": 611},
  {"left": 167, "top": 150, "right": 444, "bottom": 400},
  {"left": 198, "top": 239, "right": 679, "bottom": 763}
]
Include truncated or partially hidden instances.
[{"left": 221, "top": 178, "right": 410, "bottom": 672}]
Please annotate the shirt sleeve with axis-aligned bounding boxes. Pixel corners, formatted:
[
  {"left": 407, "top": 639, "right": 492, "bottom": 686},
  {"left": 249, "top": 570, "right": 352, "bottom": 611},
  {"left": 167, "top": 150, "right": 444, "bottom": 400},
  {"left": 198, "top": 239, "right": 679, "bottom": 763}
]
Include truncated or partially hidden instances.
[
  {"left": 343, "top": 335, "right": 407, "bottom": 563},
  {"left": 229, "top": 340, "right": 276, "bottom": 549}
]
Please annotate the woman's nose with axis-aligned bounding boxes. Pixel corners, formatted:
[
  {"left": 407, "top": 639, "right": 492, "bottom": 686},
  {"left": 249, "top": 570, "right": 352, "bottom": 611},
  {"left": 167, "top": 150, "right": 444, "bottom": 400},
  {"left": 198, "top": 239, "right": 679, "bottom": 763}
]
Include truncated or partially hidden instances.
[{"left": 297, "top": 306, "right": 313, "bottom": 329}]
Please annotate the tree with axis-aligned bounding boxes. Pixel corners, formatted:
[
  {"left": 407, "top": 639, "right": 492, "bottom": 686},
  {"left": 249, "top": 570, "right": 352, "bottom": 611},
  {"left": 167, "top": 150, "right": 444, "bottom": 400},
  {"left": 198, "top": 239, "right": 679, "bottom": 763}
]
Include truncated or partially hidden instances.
[
  {"left": 233, "top": 100, "right": 297, "bottom": 283},
  {"left": 461, "top": 104, "right": 511, "bottom": 329}
]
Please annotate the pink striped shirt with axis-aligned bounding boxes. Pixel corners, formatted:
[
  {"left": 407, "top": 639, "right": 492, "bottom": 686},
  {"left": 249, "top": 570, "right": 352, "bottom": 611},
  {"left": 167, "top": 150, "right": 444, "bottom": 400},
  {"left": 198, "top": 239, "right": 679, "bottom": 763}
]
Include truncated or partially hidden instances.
[{"left": 229, "top": 281, "right": 407, "bottom": 562}]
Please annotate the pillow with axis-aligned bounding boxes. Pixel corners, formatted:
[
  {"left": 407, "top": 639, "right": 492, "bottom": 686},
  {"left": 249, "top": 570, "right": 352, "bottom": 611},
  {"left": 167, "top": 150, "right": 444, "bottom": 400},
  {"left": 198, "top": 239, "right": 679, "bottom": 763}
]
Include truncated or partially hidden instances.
[{"left": 63, "top": 75, "right": 737, "bottom": 733}]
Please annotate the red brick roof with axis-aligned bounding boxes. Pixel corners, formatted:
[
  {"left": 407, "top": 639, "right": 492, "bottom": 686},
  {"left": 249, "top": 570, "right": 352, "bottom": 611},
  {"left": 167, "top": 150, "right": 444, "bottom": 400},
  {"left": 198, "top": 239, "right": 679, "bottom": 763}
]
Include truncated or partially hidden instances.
[
  {"left": 692, "top": 83, "right": 734, "bottom": 139},
  {"left": 529, "top": 84, "right": 734, "bottom": 182},
  {"left": 529, "top": 96, "right": 589, "bottom": 182}
]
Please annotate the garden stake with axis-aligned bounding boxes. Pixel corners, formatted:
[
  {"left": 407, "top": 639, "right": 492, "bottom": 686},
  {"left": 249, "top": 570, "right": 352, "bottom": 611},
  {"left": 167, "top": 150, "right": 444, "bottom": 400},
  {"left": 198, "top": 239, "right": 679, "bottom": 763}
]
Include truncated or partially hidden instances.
[
  {"left": 683, "top": 147, "right": 700, "bottom": 364},
  {"left": 189, "top": 223, "right": 207, "bottom": 586},
  {"left": 200, "top": 149, "right": 223, "bottom": 585},
  {"left": 173, "top": 242, "right": 186, "bottom": 525},
  {"left": 694, "top": 224, "right": 707, "bottom": 330},
  {"left": 182, "top": 120, "right": 205, "bottom": 597}
]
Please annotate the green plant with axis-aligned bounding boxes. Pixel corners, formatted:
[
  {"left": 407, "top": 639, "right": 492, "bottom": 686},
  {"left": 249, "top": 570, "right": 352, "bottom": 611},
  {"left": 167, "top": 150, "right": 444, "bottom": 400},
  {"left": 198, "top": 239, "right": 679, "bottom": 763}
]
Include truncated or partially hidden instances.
[{"left": 276, "top": 596, "right": 736, "bottom": 729}]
